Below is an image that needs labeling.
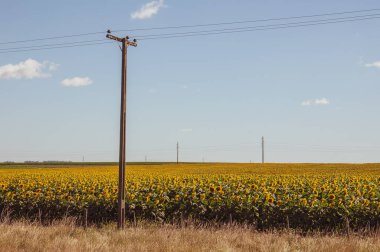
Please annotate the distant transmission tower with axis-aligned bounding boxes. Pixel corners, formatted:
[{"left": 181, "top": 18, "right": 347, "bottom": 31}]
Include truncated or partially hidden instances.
[
  {"left": 261, "top": 136, "right": 265, "bottom": 164},
  {"left": 176, "top": 142, "right": 179, "bottom": 164}
]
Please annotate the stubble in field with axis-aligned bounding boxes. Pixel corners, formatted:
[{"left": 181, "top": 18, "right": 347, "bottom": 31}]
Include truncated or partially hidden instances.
[{"left": 0, "top": 221, "right": 379, "bottom": 252}]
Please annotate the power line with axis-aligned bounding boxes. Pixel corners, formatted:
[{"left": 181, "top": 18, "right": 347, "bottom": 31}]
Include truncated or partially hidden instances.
[
  {"left": 2, "top": 7, "right": 380, "bottom": 45},
  {"left": 1, "top": 12, "right": 380, "bottom": 54},
  {"left": 0, "top": 31, "right": 105, "bottom": 45},
  {"left": 137, "top": 14, "right": 380, "bottom": 41},
  {"left": 134, "top": 13, "right": 380, "bottom": 39},
  {"left": 0, "top": 39, "right": 106, "bottom": 51},
  {"left": 0, "top": 41, "right": 113, "bottom": 54},
  {"left": 115, "top": 7, "right": 380, "bottom": 33}
]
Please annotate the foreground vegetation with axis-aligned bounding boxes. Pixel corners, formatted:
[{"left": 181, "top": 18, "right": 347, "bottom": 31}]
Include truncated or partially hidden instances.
[
  {"left": 0, "top": 220, "right": 379, "bottom": 252},
  {"left": 0, "top": 163, "right": 379, "bottom": 231}
]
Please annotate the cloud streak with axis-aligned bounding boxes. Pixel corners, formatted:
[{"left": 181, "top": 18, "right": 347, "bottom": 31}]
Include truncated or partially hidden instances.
[
  {"left": 365, "top": 61, "right": 380, "bottom": 68},
  {"left": 61, "top": 77, "right": 93, "bottom": 87},
  {"left": 0, "top": 59, "right": 57, "bottom": 80},
  {"left": 302, "top": 98, "right": 330, "bottom": 106},
  {"left": 131, "top": 0, "right": 165, "bottom": 20}
]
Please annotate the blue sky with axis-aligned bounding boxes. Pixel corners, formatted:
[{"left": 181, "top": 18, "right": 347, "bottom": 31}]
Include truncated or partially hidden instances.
[{"left": 1, "top": 0, "right": 380, "bottom": 163}]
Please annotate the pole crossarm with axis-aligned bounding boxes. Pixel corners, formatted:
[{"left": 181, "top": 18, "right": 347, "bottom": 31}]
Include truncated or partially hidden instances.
[
  {"left": 106, "top": 33, "right": 138, "bottom": 47},
  {"left": 106, "top": 34, "right": 124, "bottom": 42},
  {"left": 126, "top": 40, "right": 138, "bottom": 47}
]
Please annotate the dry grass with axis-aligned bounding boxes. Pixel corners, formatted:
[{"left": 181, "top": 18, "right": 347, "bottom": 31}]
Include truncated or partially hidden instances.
[{"left": 0, "top": 220, "right": 379, "bottom": 252}]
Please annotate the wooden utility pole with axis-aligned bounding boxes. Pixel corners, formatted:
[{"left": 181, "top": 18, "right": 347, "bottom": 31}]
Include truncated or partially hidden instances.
[
  {"left": 261, "top": 136, "right": 264, "bottom": 164},
  {"left": 176, "top": 142, "right": 179, "bottom": 164},
  {"left": 106, "top": 30, "right": 137, "bottom": 230}
]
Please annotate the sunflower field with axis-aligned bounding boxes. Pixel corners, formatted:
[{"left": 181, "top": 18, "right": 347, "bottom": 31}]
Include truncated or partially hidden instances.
[{"left": 0, "top": 163, "right": 379, "bottom": 231}]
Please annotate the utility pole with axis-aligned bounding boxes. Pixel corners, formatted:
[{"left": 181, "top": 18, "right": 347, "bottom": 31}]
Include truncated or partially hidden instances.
[
  {"left": 106, "top": 30, "right": 137, "bottom": 230},
  {"left": 261, "top": 136, "right": 265, "bottom": 164},
  {"left": 176, "top": 142, "right": 179, "bottom": 164}
]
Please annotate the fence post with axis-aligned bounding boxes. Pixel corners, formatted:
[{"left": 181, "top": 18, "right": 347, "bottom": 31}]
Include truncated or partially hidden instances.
[
  {"left": 180, "top": 212, "right": 184, "bottom": 228},
  {"left": 84, "top": 208, "right": 88, "bottom": 229},
  {"left": 286, "top": 215, "right": 290, "bottom": 229},
  {"left": 38, "top": 209, "right": 42, "bottom": 225},
  {"left": 133, "top": 211, "right": 137, "bottom": 227}
]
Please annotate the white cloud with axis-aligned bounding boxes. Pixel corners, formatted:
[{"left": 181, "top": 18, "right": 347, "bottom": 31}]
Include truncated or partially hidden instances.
[
  {"left": 302, "top": 98, "right": 330, "bottom": 106},
  {"left": 365, "top": 61, "right": 380, "bottom": 68},
  {"left": 131, "top": 0, "right": 165, "bottom": 20},
  {"left": 0, "top": 59, "right": 57, "bottom": 80},
  {"left": 61, "top": 77, "right": 93, "bottom": 87},
  {"left": 180, "top": 128, "right": 193, "bottom": 132}
]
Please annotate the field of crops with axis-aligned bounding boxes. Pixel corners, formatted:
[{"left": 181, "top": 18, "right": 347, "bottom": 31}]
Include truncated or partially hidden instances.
[{"left": 0, "top": 163, "right": 379, "bottom": 231}]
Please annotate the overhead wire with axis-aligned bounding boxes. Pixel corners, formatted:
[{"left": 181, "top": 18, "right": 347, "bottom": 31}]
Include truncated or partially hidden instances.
[
  {"left": 1, "top": 12, "right": 380, "bottom": 54},
  {"left": 2, "top": 7, "right": 380, "bottom": 45},
  {"left": 134, "top": 13, "right": 380, "bottom": 39},
  {"left": 0, "top": 39, "right": 106, "bottom": 51},
  {"left": 114, "top": 7, "right": 380, "bottom": 33},
  {"left": 0, "top": 41, "right": 113, "bottom": 54},
  {"left": 0, "top": 31, "right": 105, "bottom": 45},
  {"left": 137, "top": 14, "right": 380, "bottom": 40}
]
